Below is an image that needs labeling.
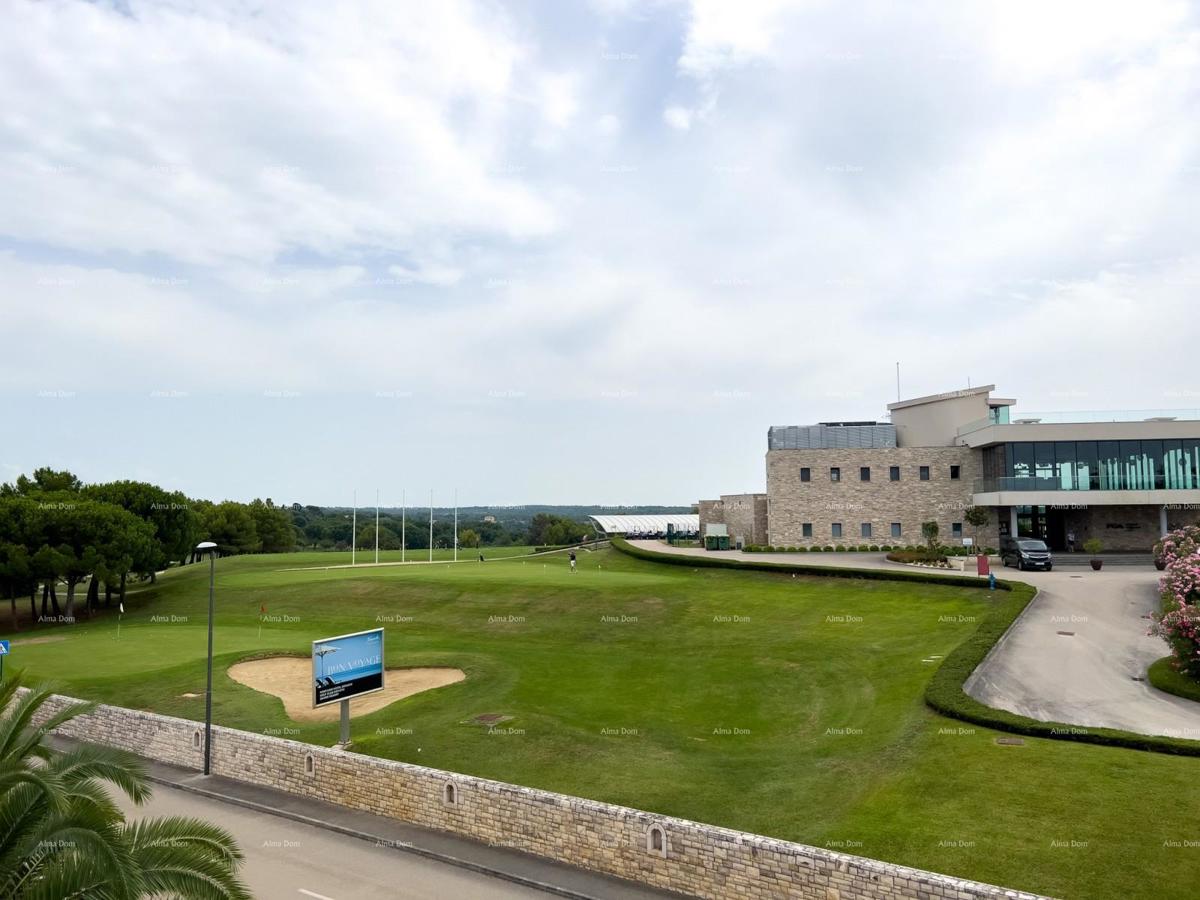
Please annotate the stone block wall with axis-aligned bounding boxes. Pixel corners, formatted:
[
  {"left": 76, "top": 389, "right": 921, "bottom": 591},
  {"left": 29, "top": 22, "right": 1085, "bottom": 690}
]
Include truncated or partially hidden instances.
[
  {"left": 766, "top": 447, "right": 999, "bottom": 549},
  {"left": 31, "top": 694, "right": 1048, "bottom": 900},
  {"left": 721, "top": 493, "right": 769, "bottom": 547}
]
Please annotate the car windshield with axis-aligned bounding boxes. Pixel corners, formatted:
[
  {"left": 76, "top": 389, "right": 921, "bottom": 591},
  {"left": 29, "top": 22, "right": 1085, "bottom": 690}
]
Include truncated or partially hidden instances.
[{"left": 1018, "top": 540, "right": 1048, "bottom": 550}]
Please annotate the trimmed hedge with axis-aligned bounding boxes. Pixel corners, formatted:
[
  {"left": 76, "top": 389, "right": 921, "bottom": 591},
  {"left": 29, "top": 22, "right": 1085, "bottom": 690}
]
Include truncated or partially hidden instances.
[
  {"left": 1147, "top": 656, "right": 1200, "bottom": 704},
  {"left": 613, "top": 537, "right": 1200, "bottom": 757},
  {"left": 611, "top": 536, "right": 1004, "bottom": 590}
]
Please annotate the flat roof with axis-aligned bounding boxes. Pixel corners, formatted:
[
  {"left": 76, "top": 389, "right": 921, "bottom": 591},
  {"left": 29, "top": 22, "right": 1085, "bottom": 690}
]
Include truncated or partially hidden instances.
[{"left": 887, "top": 385, "right": 995, "bottom": 412}]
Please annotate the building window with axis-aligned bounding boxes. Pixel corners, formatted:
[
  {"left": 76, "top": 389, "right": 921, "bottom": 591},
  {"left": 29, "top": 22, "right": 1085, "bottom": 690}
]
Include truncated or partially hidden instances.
[
  {"left": 304, "top": 753, "right": 315, "bottom": 777},
  {"left": 919, "top": 466, "right": 930, "bottom": 481},
  {"left": 443, "top": 782, "right": 459, "bottom": 806},
  {"left": 800, "top": 467, "right": 811, "bottom": 483},
  {"left": 860, "top": 466, "right": 871, "bottom": 481},
  {"left": 950, "top": 465, "right": 961, "bottom": 480},
  {"left": 861, "top": 523, "right": 872, "bottom": 538},
  {"left": 891, "top": 522, "right": 902, "bottom": 538},
  {"left": 832, "top": 523, "right": 843, "bottom": 539},
  {"left": 802, "top": 523, "right": 813, "bottom": 538},
  {"left": 830, "top": 467, "right": 841, "bottom": 482},
  {"left": 889, "top": 466, "right": 900, "bottom": 481},
  {"left": 952, "top": 522, "right": 963, "bottom": 538}
]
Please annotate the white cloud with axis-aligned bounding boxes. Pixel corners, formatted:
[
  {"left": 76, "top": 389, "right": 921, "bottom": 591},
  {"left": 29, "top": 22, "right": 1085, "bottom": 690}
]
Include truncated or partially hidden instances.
[{"left": 3, "top": 0, "right": 1200, "bottom": 501}]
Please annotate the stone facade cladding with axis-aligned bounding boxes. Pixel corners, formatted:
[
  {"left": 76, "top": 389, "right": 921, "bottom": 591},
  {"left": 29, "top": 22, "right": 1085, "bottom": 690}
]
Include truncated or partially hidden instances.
[
  {"left": 698, "top": 499, "right": 724, "bottom": 536},
  {"left": 766, "top": 447, "right": 1000, "bottom": 549},
  {"left": 29, "top": 692, "right": 1050, "bottom": 900},
  {"left": 722, "top": 494, "right": 768, "bottom": 546}
]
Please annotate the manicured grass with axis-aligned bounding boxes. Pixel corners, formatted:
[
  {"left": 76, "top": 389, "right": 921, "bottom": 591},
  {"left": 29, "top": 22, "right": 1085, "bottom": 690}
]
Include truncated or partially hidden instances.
[
  {"left": 8, "top": 548, "right": 1200, "bottom": 899},
  {"left": 1148, "top": 656, "right": 1200, "bottom": 704}
]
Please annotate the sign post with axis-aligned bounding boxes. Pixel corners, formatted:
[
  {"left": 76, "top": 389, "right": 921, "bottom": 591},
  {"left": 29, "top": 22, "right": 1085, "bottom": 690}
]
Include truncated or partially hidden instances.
[
  {"left": 0, "top": 640, "right": 9, "bottom": 682},
  {"left": 312, "top": 627, "right": 385, "bottom": 749}
]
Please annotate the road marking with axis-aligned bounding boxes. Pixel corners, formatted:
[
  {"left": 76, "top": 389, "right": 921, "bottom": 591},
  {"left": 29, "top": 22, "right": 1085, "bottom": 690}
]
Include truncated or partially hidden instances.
[{"left": 299, "top": 890, "right": 337, "bottom": 900}]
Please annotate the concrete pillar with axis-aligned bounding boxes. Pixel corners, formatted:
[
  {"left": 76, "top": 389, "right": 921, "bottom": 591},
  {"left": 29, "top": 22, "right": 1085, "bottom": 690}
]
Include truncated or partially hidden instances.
[
  {"left": 1009, "top": 506, "right": 1018, "bottom": 537},
  {"left": 1160, "top": 505, "right": 1169, "bottom": 537}
]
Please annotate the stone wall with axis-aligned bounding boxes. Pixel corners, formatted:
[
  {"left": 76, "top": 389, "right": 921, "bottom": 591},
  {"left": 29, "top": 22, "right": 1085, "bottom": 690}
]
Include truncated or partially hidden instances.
[
  {"left": 766, "top": 447, "right": 999, "bottom": 549},
  {"left": 697, "top": 499, "right": 724, "bottom": 537},
  {"left": 31, "top": 693, "right": 1047, "bottom": 900},
  {"left": 721, "top": 493, "right": 768, "bottom": 547}
]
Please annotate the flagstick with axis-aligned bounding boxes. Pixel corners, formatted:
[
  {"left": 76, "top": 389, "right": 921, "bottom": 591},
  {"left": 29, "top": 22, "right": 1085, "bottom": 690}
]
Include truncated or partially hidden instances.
[
  {"left": 375, "top": 489, "right": 380, "bottom": 565},
  {"left": 401, "top": 490, "right": 406, "bottom": 563},
  {"left": 453, "top": 488, "right": 458, "bottom": 563},
  {"left": 351, "top": 489, "right": 357, "bottom": 567},
  {"left": 429, "top": 489, "right": 433, "bottom": 563}
]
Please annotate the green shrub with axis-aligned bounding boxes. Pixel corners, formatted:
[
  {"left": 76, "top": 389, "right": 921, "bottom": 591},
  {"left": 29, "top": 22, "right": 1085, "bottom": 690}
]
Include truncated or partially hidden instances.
[
  {"left": 1147, "top": 656, "right": 1200, "bottom": 703},
  {"left": 823, "top": 545, "right": 835, "bottom": 552},
  {"left": 796, "top": 546, "right": 808, "bottom": 552},
  {"left": 834, "top": 545, "right": 846, "bottom": 552},
  {"left": 887, "top": 548, "right": 948, "bottom": 565},
  {"left": 869, "top": 545, "right": 880, "bottom": 552}
]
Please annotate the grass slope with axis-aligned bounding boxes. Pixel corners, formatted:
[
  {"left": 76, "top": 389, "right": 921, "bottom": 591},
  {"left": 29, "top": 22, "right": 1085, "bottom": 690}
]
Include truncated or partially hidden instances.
[{"left": 8, "top": 548, "right": 1199, "bottom": 899}]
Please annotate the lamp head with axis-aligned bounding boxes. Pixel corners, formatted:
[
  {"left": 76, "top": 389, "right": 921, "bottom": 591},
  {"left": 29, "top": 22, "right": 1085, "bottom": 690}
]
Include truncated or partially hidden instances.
[{"left": 195, "top": 541, "right": 218, "bottom": 553}]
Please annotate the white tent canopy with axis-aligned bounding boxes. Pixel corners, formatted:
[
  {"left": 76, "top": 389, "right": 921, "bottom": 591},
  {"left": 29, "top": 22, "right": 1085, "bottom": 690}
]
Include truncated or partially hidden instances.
[{"left": 588, "top": 514, "right": 699, "bottom": 536}]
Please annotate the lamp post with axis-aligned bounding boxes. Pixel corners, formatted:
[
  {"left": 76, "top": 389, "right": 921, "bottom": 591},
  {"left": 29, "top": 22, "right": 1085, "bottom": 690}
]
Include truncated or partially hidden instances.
[{"left": 196, "top": 540, "right": 218, "bottom": 776}]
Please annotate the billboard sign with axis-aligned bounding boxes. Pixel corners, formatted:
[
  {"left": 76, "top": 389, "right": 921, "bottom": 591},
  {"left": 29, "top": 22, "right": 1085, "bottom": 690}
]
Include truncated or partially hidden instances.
[{"left": 312, "top": 628, "right": 385, "bottom": 708}]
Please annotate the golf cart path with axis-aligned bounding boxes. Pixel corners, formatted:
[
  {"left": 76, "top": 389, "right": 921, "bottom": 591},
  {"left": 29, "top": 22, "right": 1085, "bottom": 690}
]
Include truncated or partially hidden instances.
[{"left": 629, "top": 541, "right": 1200, "bottom": 740}]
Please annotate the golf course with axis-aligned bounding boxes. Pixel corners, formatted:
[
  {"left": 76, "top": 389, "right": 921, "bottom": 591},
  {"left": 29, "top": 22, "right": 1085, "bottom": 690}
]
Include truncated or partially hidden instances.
[{"left": 9, "top": 545, "right": 1199, "bottom": 899}]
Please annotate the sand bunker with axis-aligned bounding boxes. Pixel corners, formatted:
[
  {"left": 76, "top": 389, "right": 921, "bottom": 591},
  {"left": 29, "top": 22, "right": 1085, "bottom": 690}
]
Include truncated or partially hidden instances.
[
  {"left": 227, "top": 657, "right": 465, "bottom": 723},
  {"left": 13, "top": 636, "right": 67, "bottom": 646}
]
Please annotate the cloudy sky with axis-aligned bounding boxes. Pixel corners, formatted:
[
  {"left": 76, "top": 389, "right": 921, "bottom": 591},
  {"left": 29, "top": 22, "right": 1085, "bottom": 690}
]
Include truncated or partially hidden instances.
[{"left": 3, "top": 0, "right": 1199, "bottom": 506}]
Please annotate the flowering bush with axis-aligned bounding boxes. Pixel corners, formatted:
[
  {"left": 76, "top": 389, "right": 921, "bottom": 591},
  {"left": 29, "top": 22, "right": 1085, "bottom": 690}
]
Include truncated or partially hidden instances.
[
  {"left": 1151, "top": 533, "right": 1200, "bottom": 678},
  {"left": 1153, "top": 524, "right": 1200, "bottom": 566}
]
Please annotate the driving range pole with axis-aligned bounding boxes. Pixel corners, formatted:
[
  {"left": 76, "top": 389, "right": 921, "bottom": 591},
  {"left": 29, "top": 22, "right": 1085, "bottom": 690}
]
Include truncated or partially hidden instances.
[
  {"left": 375, "top": 489, "right": 380, "bottom": 565},
  {"left": 429, "top": 490, "right": 433, "bottom": 563},
  {"left": 454, "top": 488, "right": 458, "bottom": 562},
  {"left": 351, "top": 490, "right": 357, "bottom": 567},
  {"left": 401, "top": 490, "right": 406, "bottom": 563}
]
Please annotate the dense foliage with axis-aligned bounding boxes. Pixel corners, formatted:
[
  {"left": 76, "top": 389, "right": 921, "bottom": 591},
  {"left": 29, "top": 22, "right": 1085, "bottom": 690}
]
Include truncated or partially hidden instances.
[{"left": 0, "top": 467, "right": 293, "bottom": 630}]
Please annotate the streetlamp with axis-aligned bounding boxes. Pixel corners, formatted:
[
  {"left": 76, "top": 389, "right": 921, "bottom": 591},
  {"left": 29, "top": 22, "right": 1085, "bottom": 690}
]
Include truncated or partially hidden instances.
[{"left": 196, "top": 540, "right": 218, "bottom": 776}]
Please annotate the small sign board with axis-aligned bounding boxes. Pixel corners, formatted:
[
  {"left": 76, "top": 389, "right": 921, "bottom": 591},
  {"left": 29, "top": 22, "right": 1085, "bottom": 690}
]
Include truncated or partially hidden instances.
[
  {"left": 0, "top": 640, "right": 9, "bottom": 655},
  {"left": 312, "top": 628, "right": 385, "bottom": 708},
  {"left": 961, "top": 537, "right": 974, "bottom": 546}
]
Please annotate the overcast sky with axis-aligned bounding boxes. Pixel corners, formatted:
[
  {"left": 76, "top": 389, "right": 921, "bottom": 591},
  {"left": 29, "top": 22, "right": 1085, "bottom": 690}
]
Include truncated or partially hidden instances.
[{"left": 3, "top": 0, "right": 1199, "bottom": 506}]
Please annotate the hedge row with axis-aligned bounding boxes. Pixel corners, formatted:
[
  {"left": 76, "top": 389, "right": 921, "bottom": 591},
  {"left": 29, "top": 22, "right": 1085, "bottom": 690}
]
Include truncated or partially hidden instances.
[
  {"left": 611, "top": 536, "right": 1004, "bottom": 590},
  {"left": 744, "top": 543, "right": 997, "bottom": 556},
  {"left": 614, "top": 537, "right": 1200, "bottom": 757}
]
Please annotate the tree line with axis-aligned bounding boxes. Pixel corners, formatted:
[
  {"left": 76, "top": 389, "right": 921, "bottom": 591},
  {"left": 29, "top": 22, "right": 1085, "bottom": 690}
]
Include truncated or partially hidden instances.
[
  {"left": 0, "top": 468, "right": 598, "bottom": 630},
  {"left": 0, "top": 468, "right": 294, "bottom": 630}
]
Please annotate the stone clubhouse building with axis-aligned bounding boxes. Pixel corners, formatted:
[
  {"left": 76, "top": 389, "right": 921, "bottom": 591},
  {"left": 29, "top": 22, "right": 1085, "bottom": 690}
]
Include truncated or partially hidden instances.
[{"left": 700, "top": 384, "right": 1200, "bottom": 553}]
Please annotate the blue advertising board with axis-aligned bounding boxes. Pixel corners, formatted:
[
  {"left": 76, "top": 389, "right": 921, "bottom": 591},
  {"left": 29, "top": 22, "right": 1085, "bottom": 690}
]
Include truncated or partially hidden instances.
[{"left": 312, "top": 628, "right": 384, "bottom": 708}]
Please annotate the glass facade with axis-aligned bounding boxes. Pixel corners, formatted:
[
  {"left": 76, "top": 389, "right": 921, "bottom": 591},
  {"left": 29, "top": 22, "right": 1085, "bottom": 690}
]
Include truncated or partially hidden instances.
[{"left": 980, "top": 440, "right": 1200, "bottom": 491}]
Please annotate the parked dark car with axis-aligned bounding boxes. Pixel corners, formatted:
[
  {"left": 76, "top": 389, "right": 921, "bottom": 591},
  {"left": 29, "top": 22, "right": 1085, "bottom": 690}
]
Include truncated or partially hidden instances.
[{"left": 1000, "top": 536, "right": 1053, "bottom": 571}]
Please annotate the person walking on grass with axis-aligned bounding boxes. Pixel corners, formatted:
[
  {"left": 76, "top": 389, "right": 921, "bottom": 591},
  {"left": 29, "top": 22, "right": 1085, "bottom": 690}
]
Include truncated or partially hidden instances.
[{"left": 569, "top": 549, "right": 577, "bottom": 573}]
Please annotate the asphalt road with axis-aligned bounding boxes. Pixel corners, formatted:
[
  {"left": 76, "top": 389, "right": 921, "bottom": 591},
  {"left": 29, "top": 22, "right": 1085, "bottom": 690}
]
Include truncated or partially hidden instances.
[{"left": 114, "top": 780, "right": 552, "bottom": 900}]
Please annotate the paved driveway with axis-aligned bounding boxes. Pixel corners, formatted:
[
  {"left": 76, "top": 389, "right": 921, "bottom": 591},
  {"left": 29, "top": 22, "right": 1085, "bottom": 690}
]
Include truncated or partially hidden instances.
[
  {"left": 964, "top": 567, "right": 1200, "bottom": 739},
  {"left": 630, "top": 541, "right": 1200, "bottom": 739}
]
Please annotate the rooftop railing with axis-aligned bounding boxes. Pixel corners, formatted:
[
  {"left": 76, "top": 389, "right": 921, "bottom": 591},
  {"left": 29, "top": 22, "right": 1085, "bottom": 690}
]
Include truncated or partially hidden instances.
[{"left": 959, "top": 409, "right": 1200, "bottom": 436}]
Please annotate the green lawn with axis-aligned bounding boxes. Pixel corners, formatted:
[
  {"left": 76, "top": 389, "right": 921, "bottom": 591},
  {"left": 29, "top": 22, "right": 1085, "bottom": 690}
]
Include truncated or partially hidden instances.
[{"left": 8, "top": 548, "right": 1198, "bottom": 899}]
